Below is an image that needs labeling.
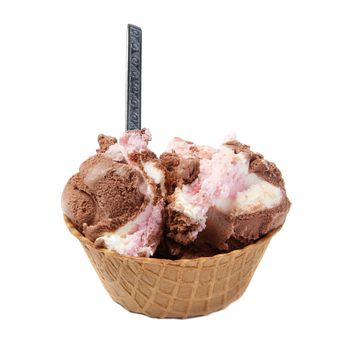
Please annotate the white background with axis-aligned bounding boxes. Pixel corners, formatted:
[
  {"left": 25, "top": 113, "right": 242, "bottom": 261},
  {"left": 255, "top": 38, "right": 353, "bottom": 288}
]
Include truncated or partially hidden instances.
[{"left": 0, "top": 1, "right": 361, "bottom": 349}]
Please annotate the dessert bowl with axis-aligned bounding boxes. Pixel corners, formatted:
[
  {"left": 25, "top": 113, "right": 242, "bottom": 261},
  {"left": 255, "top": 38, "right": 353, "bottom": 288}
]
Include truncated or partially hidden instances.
[{"left": 65, "top": 215, "right": 279, "bottom": 318}]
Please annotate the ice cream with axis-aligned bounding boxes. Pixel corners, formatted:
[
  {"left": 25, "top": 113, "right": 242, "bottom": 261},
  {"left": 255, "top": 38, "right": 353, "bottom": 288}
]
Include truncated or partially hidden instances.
[
  {"left": 158, "top": 136, "right": 290, "bottom": 258},
  {"left": 62, "top": 129, "right": 290, "bottom": 259},
  {"left": 62, "top": 129, "right": 164, "bottom": 257}
]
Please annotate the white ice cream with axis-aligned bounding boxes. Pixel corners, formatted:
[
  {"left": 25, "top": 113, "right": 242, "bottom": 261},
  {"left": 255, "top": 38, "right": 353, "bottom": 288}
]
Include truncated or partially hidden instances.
[
  {"left": 216, "top": 173, "right": 283, "bottom": 214},
  {"left": 143, "top": 161, "right": 166, "bottom": 195}
]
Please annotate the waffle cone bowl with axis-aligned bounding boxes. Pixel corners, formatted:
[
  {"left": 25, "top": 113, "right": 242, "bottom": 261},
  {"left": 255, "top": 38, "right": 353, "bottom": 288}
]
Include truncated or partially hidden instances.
[{"left": 65, "top": 216, "right": 279, "bottom": 318}]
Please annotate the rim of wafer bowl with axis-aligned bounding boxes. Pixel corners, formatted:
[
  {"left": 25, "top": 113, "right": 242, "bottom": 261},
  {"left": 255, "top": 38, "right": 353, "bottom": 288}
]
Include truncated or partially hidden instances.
[{"left": 64, "top": 215, "right": 280, "bottom": 265}]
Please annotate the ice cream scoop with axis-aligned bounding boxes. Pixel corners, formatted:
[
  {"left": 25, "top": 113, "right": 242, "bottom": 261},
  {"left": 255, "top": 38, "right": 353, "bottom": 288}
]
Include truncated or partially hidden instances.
[
  {"left": 62, "top": 129, "right": 290, "bottom": 259},
  {"left": 159, "top": 136, "right": 291, "bottom": 258},
  {"left": 62, "top": 129, "right": 164, "bottom": 257}
]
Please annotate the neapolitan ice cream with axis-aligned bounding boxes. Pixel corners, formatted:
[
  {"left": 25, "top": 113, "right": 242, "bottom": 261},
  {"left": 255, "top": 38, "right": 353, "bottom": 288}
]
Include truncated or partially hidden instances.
[
  {"left": 62, "top": 129, "right": 290, "bottom": 258},
  {"left": 159, "top": 136, "right": 290, "bottom": 258},
  {"left": 62, "top": 129, "right": 164, "bottom": 257}
]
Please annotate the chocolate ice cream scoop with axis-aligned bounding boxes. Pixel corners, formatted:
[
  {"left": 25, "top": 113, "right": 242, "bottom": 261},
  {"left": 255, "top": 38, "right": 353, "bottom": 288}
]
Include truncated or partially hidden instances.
[
  {"left": 62, "top": 129, "right": 164, "bottom": 257},
  {"left": 159, "top": 136, "right": 291, "bottom": 258}
]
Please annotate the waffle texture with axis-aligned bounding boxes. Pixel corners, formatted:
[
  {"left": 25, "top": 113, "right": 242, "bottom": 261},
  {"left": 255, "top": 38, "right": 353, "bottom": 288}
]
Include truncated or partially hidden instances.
[{"left": 64, "top": 216, "right": 278, "bottom": 318}]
